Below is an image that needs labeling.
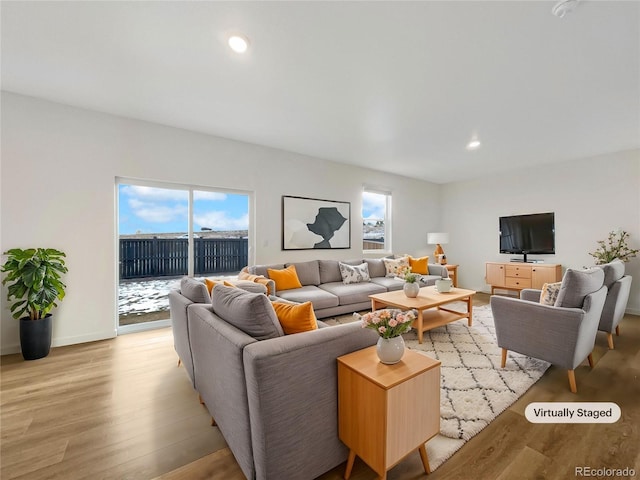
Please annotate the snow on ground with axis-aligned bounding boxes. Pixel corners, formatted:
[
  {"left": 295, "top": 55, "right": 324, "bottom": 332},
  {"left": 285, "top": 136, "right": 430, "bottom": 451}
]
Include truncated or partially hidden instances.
[{"left": 118, "top": 275, "right": 235, "bottom": 315}]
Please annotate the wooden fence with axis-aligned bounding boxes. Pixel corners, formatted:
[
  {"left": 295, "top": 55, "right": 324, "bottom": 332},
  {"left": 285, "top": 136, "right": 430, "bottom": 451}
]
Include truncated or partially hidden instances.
[
  {"left": 363, "top": 239, "right": 385, "bottom": 250},
  {"left": 119, "top": 238, "right": 248, "bottom": 279}
]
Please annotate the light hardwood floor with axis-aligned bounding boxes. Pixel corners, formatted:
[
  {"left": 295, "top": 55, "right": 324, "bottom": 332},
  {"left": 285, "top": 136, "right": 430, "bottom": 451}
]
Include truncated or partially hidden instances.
[{"left": 2, "top": 294, "right": 639, "bottom": 480}]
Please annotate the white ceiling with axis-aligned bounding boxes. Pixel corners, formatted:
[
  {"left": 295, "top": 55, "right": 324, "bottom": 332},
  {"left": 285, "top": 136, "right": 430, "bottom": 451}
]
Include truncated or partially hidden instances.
[{"left": 1, "top": 1, "right": 639, "bottom": 184}]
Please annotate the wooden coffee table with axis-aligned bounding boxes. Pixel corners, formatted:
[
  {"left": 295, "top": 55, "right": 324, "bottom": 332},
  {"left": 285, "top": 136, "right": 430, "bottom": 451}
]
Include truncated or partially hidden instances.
[{"left": 369, "top": 286, "right": 476, "bottom": 344}]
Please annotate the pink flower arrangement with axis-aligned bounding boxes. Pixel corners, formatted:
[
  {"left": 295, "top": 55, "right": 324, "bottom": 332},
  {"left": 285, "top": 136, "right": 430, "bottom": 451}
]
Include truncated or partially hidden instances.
[{"left": 359, "top": 309, "right": 416, "bottom": 339}]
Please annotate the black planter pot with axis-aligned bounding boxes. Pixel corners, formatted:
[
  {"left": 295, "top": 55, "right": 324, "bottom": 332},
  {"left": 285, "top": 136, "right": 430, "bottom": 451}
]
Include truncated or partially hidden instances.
[{"left": 20, "top": 314, "right": 53, "bottom": 360}]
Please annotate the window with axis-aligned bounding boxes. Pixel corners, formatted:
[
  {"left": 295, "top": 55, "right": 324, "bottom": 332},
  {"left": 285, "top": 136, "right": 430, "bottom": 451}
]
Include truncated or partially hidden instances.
[{"left": 362, "top": 188, "right": 391, "bottom": 252}]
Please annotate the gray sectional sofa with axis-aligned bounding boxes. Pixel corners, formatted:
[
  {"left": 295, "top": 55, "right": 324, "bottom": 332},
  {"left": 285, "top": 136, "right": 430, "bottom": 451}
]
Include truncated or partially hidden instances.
[
  {"left": 246, "top": 258, "right": 449, "bottom": 318},
  {"left": 167, "top": 258, "right": 448, "bottom": 479},
  {"left": 171, "top": 281, "right": 379, "bottom": 479}
]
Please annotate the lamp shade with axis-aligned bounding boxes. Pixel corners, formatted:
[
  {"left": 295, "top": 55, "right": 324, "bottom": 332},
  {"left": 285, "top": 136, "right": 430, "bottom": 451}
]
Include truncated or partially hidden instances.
[{"left": 427, "top": 232, "right": 449, "bottom": 245}]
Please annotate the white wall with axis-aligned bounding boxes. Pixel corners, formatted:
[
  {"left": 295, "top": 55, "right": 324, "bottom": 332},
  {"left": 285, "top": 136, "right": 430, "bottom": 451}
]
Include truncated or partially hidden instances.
[
  {"left": 441, "top": 150, "right": 640, "bottom": 314},
  {"left": 0, "top": 92, "right": 441, "bottom": 354}
]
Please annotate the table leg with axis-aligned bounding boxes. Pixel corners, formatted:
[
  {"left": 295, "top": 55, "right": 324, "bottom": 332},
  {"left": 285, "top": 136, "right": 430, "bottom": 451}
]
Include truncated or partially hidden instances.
[
  {"left": 467, "top": 296, "right": 473, "bottom": 326},
  {"left": 344, "top": 449, "right": 356, "bottom": 480},
  {"left": 417, "top": 309, "right": 424, "bottom": 344},
  {"left": 418, "top": 445, "right": 431, "bottom": 474}
]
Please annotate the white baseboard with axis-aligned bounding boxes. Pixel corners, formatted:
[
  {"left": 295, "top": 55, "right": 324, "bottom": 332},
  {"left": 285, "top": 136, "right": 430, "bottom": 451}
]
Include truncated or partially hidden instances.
[
  {"left": 117, "top": 319, "right": 171, "bottom": 335},
  {"left": 1, "top": 329, "right": 117, "bottom": 356}
]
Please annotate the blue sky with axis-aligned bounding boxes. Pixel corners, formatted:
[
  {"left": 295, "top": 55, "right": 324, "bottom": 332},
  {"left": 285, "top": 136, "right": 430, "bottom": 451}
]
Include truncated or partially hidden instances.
[
  {"left": 119, "top": 185, "right": 248, "bottom": 234},
  {"left": 362, "top": 191, "right": 386, "bottom": 224}
]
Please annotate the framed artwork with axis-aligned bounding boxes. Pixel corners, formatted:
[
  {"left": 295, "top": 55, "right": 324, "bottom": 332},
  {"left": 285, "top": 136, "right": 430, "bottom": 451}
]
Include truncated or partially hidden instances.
[{"left": 282, "top": 195, "right": 351, "bottom": 250}]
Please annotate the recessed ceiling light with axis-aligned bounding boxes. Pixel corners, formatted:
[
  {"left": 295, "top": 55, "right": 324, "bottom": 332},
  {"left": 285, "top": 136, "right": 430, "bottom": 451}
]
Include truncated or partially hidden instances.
[
  {"left": 466, "top": 139, "right": 481, "bottom": 150},
  {"left": 228, "top": 35, "right": 249, "bottom": 54}
]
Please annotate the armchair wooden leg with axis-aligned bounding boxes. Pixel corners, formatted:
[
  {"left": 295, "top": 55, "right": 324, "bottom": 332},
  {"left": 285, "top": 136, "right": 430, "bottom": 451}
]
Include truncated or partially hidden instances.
[
  {"left": 587, "top": 353, "right": 594, "bottom": 368},
  {"left": 616, "top": 325, "right": 620, "bottom": 336},
  {"left": 344, "top": 450, "right": 356, "bottom": 480},
  {"left": 567, "top": 370, "right": 577, "bottom": 393},
  {"left": 418, "top": 444, "right": 431, "bottom": 474},
  {"left": 177, "top": 358, "right": 182, "bottom": 367},
  {"left": 501, "top": 348, "right": 507, "bottom": 368},
  {"left": 607, "top": 333, "right": 614, "bottom": 350}
]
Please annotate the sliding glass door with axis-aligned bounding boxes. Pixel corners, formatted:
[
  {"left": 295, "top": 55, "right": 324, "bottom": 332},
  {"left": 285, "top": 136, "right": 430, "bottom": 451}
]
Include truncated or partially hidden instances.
[{"left": 117, "top": 180, "right": 250, "bottom": 332}]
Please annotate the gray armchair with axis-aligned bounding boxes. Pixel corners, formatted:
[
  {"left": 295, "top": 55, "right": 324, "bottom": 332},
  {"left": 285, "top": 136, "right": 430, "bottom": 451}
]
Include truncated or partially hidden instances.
[
  {"left": 491, "top": 268, "right": 607, "bottom": 393},
  {"left": 595, "top": 259, "right": 632, "bottom": 349}
]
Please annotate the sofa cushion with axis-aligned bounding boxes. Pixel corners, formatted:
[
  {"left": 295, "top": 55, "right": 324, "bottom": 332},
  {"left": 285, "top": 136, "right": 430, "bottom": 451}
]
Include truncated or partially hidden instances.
[
  {"left": 276, "top": 285, "right": 340, "bottom": 310},
  {"left": 250, "top": 263, "right": 285, "bottom": 277},
  {"left": 318, "top": 259, "right": 362, "bottom": 284},
  {"left": 370, "top": 277, "right": 404, "bottom": 291},
  {"left": 268, "top": 265, "right": 303, "bottom": 291},
  {"left": 232, "top": 280, "right": 268, "bottom": 294},
  {"left": 596, "top": 259, "right": 625, "bottom": 288},
  {"left": 365, "top": 258, "right": 386, "bottom": 278},
  {"left": 272, "top": 301, "right": 319, "bottom": 334},
  {"left": 180, "top": 276, "right": 211, "bottom": 303},
  {"left": 285, "top": 260, "right": 320, "bottom": 286},
  {"left": 211, "top": 285, "right": 284, "bottom": 340},
  {"left": 555, "top": 268, "right": 605, "bottom": 309},
  {"left": 408, "top": 255, "right": 429, "bottom": 275},
  {"left": 319, "top": 281, "right": 387, "bottom": 306},
  {"left": 318, "top": 260, "right": 342, "bottom": 284},
  {"left": 382, "top": 256, "right": 409, "bottom": 277},
  {"left": 539, "top": 282, "right": 562, "bottom": 306},
  {"left": 239, "top": 268, "right": 274, "bottom": 292},
  {"left": 339, "top": 262, "right": 370, "bottom": 284},
  {"left": 418, "top": 274, "right": 442, "bottom": 286}
]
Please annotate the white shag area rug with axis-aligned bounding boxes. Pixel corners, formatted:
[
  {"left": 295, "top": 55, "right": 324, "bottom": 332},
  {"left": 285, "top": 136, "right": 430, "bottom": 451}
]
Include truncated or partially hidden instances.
[{"left": 401, "top": 303, "right": 550, "bottom": 470}]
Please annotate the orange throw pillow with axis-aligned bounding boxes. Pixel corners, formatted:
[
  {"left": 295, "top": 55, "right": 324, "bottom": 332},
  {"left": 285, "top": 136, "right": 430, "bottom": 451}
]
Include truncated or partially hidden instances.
[
  {"left": 409, "top": 256, "right": 429, "bottom": 275},
  {"left": 205, "top": 278, "right": 237, "bottom": 294},
  {"left": 267, "top": 265, "right": 303, "bottom": 291},
  {"left": 272, "top": 301, "right": 318, "bottom": 334}
]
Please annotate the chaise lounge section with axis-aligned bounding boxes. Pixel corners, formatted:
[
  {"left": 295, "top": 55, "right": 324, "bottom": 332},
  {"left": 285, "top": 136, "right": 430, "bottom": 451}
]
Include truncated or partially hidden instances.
[{"left": 187, "top": 285, "right": 379, "bottom": 480}]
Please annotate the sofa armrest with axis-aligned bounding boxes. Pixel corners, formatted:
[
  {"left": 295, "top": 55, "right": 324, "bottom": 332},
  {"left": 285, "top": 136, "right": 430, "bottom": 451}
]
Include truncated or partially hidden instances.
[
  {"left": 243, "top": 323, "right": 378, "bottom": 480},
  {"left": 520, "top": 289, "right": 542, "bottom": 302},
  {"left": 168, "top": 290, "right": 195, "bottom": 386},
  {"left": 427, "top": 263, "right": 448, "bottom": 278},
  {"left": 239, "top": 266, "right": 276, "bottom": 295}
]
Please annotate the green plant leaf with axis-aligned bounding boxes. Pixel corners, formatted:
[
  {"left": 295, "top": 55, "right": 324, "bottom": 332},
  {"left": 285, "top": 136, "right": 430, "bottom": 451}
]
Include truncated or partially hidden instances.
[{"left": 1, "top": 247, "right": 67, "bottom": 320}]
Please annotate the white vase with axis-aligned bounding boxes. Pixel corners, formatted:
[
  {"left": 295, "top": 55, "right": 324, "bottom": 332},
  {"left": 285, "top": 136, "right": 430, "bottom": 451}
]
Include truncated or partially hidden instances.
[
  {"left": 376, "top": 336, "right": 405, "bottom": 364},
  {"left": 403, "top": 281, "right": 420, "bottom": 298}
]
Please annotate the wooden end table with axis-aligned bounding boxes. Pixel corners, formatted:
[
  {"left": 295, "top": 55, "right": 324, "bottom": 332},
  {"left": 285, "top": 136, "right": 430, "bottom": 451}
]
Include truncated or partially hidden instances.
[
  {"left": 444, "top": 264, "right": 458, "bottom": 287},
  {"left": 369, "top": 286, "right": 476, "bottom": 344},
  {"left": 338, "top": 346, "right": 441, "bottom": 480}
]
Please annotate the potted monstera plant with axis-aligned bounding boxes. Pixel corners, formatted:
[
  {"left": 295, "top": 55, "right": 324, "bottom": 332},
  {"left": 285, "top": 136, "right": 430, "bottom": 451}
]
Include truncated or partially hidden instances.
[{"left": 1, "top": 248, "right": 67, "bottom": 360}]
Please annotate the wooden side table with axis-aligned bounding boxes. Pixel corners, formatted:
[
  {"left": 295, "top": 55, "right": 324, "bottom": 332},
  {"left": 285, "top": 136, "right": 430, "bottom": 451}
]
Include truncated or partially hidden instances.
[
  {"left": 445, "top": 264, "right": 459, "bottom": 287},
  {"left": 337, "top": 346, "right": 441, "bottom": 479}
]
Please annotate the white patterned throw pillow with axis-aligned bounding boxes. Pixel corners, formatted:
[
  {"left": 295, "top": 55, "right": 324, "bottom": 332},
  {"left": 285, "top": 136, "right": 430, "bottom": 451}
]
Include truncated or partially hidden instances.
[
  {"left": 539, "top": 282, "right": 562, "bottom": 306},
  {"left": 339, "top": 262, "right": 370, "bottom": 284},
  {"left": 382, "top": 256, "right": 410, "bottom": 278}
]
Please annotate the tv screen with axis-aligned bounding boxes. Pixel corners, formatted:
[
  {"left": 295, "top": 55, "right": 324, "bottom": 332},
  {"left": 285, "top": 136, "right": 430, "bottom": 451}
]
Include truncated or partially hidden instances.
[{"left": 499, "top": 213, "right": 555, "bottom": 257}]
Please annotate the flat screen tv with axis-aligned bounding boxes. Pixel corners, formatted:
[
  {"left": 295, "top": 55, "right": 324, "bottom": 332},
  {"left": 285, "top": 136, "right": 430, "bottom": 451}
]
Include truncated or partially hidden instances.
[{"left": 499, "top": 212, "right": 555, "bottom": 262}]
